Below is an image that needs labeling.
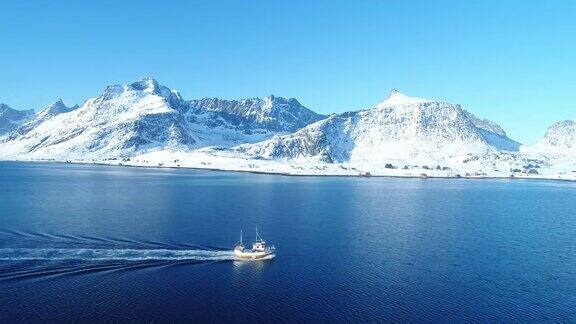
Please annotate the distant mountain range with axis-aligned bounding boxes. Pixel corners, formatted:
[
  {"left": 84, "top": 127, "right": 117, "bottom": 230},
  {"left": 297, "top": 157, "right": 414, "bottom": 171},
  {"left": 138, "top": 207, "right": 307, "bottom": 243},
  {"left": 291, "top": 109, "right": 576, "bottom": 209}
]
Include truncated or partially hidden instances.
[{"left": 0, "top": 78, "right": 574, "bottom": 179}]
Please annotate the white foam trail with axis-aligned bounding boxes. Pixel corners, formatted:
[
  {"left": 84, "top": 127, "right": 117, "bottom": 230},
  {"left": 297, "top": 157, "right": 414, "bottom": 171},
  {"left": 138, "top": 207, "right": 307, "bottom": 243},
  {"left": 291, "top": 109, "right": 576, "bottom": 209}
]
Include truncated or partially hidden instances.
[{"left": 0, "top": 248, "right": 235, "bottom": 261}]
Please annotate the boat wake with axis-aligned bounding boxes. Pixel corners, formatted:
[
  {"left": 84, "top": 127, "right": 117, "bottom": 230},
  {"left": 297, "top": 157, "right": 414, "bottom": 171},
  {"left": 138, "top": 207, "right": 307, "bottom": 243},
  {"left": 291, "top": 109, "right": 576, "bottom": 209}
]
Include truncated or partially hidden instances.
[
  {"left": 0, "top": 232, "right": 274, "bottom": 282},
  {"left": 0, "top": 247, "right": 237, "bottom": 282},
  {"left": 0, "top": 248, "right": 235, "bottom": 262}
]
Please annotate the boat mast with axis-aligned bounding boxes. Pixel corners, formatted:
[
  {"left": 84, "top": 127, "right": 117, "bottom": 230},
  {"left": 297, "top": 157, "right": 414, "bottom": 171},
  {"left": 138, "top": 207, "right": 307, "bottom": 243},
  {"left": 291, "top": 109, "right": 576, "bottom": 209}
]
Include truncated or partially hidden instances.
[{"left": 240, "top": 229, "right": 243, "bottom": 244}]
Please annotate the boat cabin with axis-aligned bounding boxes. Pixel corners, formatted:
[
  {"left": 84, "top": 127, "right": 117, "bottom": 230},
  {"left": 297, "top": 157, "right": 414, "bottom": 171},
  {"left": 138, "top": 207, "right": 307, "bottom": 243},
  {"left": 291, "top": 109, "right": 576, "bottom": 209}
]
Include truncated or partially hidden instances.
[{"left": 252, "top": 240, "right": 266, "bottom": 252}]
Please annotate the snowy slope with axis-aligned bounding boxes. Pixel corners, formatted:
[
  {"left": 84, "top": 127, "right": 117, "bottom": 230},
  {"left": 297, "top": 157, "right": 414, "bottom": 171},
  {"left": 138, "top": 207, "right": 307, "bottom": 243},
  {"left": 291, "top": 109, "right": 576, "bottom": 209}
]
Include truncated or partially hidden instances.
[{"left": 239, "top": 90, "right": 520, "bottom": 163}]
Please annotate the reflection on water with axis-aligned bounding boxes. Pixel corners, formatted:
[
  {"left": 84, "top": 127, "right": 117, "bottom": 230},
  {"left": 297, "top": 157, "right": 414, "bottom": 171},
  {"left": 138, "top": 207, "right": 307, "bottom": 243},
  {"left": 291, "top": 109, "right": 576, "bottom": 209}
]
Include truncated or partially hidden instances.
[{"left": 233, "top": 257, "right": 273, "bottom": 272}]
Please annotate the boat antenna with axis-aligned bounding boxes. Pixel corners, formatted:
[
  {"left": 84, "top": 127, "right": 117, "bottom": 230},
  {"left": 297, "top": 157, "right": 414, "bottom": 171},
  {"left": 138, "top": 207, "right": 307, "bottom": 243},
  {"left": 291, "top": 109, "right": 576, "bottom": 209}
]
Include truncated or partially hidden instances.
[{"left": 240, "top": 229, "right": 243, "bottom": 244}]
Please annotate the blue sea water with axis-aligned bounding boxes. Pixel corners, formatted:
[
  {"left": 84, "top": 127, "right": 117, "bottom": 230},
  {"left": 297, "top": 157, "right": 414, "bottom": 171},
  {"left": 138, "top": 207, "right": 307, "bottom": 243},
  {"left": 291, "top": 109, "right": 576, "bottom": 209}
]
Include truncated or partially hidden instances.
[{"left": 1, "top": 162, "right": 576, "bottom": 322}]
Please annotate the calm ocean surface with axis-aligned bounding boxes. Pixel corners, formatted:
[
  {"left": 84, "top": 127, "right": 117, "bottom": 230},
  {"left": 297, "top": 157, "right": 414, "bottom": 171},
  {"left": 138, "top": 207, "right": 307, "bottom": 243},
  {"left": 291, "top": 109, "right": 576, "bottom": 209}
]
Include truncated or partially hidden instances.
[{"left": 1, "top": 162, "right": 576, "bottom": 322}]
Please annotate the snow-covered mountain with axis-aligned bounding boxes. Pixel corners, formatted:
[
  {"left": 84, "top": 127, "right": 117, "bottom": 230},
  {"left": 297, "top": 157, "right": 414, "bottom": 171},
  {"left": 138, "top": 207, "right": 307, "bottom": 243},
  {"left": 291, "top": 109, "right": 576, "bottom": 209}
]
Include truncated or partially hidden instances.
[
  {"left": 523, "top": 120, "right": 576, "bottom": 156},
  {"left": 2, "top": 80, "right": 574, "bottom": 180},
  {"left": 0, "top": 77, "right": 324, "bottom": 159},
  {"left": 184, "top": 95, "right": 325, "bottom": 148},
  {"left": 239, "top": 90, "right": 520, "bottom": 163},
  {"left": 0, "top": 104, "right": 34, "bottom": 135},
  {"left": 188, "top": 96, "right": 323, "bottom": 133}
]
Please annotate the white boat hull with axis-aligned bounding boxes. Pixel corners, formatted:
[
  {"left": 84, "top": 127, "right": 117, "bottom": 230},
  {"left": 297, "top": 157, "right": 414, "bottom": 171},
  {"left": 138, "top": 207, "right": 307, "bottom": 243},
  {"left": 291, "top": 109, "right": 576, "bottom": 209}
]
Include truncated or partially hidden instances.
[{"left": 234, "top": 248, "right": 275, "bottom": 260}]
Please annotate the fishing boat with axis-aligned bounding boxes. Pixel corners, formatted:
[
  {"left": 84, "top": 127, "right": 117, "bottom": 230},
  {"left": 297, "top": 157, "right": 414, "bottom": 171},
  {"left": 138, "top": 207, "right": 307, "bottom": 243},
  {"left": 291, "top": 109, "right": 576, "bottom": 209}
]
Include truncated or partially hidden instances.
[{"left": 234, "top": 227, "right": 275, "bottom": 260}]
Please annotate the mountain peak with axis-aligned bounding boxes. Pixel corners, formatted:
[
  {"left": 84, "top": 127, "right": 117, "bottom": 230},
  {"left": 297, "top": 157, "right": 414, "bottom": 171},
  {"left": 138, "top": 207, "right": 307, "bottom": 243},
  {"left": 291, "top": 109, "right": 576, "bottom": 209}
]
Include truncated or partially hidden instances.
[
  {"left": 99, "top": 77, "right": 169, "bottom": 100},
  {"left": 0, "top": 103, "right": 13, "bottom": 112},
  {"left": 264, "top": 94, "right": 299, "bottom": 105},
  {"left": 47, "top": 99, "right": 66, "bottom": 109},
  {"left": 130, "top": 77, "right": 161, "bottom": 93},
  {"left": 263, "top": 95, "right": 275, "bottom": 104},
  {"left": 549, "top": 120, "right": 576, "bottom": 130},
  {"left": 126, "top": 77, "right": 186, "bottom": 108},
  {"left": 525, "top": 119, "right": 576, "bottom": 155},
  {"left": 376, "top": 89, "right": 431, "bottom": 108},
  {"left": 36, "top": 99, "right": 72, "bottom": 119}
]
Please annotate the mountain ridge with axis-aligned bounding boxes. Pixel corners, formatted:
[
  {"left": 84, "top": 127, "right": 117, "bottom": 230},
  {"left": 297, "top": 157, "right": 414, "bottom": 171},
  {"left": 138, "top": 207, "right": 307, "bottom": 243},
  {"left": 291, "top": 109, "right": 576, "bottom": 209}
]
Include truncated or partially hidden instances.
[{"left": 0, "top": 78, "right": 573, "bottom": 180}]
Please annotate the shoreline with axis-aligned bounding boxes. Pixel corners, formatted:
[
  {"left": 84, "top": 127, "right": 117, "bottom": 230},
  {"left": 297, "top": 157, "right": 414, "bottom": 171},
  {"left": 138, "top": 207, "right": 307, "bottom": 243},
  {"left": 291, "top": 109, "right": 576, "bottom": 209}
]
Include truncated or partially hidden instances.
[{"left": 2, "top": 158, "right": 575, "bottom": 183}]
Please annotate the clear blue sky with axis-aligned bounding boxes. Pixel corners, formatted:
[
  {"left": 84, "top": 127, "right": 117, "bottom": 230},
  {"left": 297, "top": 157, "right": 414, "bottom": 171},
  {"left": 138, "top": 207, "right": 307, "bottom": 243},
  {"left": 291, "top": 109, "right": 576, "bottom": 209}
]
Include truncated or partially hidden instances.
[{"left": 1, "top": 1, "right": 575, "bottom": 144}]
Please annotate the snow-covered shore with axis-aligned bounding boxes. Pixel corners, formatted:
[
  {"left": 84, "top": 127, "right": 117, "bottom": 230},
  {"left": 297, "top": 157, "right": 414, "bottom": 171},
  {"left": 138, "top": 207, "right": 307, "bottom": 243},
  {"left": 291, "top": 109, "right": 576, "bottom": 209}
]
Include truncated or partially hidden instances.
[{"left": 7, "top": 150, "right": 575, "bottom": 181}]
